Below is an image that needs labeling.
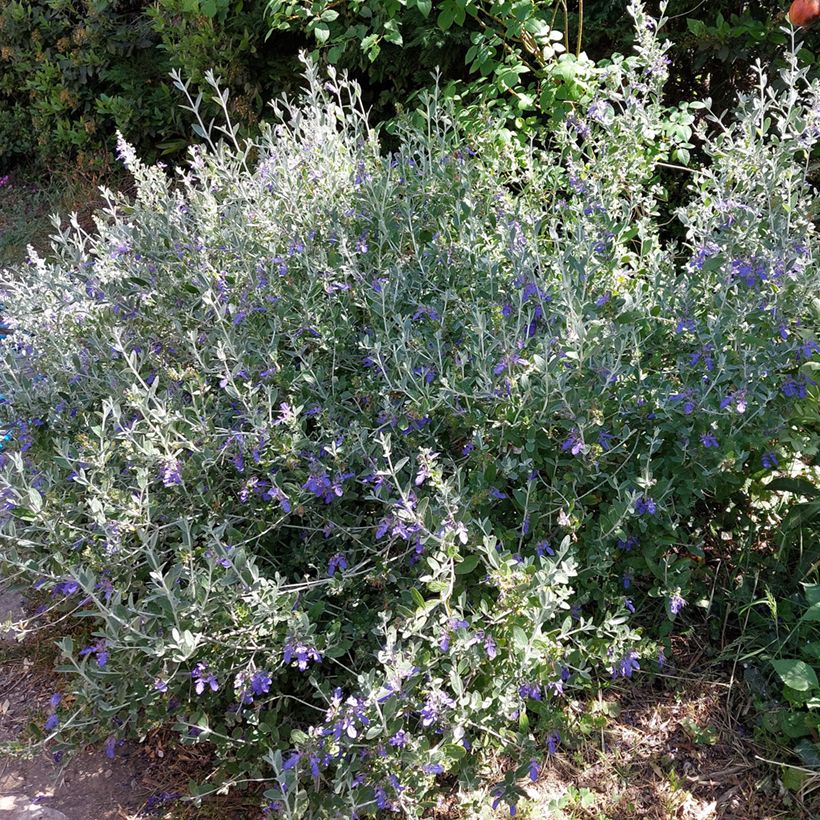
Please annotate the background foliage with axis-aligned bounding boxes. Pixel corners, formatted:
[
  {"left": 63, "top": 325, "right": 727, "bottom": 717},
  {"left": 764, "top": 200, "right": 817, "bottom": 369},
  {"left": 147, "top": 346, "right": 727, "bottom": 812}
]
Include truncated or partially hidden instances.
[{"left": 0, "top": 0, "right": 817, "bottom": 171}]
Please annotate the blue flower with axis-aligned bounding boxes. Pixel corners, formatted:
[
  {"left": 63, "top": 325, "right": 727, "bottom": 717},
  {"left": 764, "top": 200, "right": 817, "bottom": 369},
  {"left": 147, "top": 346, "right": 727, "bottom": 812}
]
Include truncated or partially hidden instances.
[
  {"left": 283, "top": 640, "right": 321, "bottom": 671},
  {"left": 251, "top": 670, "right": 272, "bottom": 696},
  {"left": 547, "top": 731, "right": 560, "bottom": 754},
  {"left": 700, "top": 432, "right": 719, "bottom": 448},
  {"left": 782, "top": 376, "right": 813, "bottom": 399},
  {"left": 611, "top": 649, "right": 640, "bottom": 679},
  {"left": 79, "top": 639, "right": 108, "bottom": 668},
  {"left": 191, "top": 662, "right": 219, "bottom": 694},
  {"left": 104, "top": 736, "right": 117, "bottom": 759},
  {"left": 633, "top": 496, "right": 657, "bottom": 516},
  {"left": 762, "top": 451, "right": 779, "bottom": 470},
  {"left": 561, "top": 432, "right": 584, "bottom": 455},
  {"left": 327, "top": 553, "right": 348, "bottom": 577},
  {"left": 528, "top": 758, "right": 540, "bottom": 782},
  {"left": 669, "top": 592, "right": 686, "bottom": 615},
  {"left": 598, "top": 429, "right": 615, "bottom": 451}
]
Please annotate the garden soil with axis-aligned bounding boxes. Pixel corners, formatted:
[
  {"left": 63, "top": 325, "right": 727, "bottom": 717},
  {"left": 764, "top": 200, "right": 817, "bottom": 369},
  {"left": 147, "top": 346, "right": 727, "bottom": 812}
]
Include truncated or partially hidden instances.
[{"left": 0, "top": 587, "right": 147, "bottom": 820}]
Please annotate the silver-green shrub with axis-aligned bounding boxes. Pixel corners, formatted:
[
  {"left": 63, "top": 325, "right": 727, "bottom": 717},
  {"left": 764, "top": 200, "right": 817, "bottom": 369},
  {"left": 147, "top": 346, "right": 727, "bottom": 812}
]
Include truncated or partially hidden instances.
[{"left": 1, "top": 3, "right": 817, "bottom": 815}]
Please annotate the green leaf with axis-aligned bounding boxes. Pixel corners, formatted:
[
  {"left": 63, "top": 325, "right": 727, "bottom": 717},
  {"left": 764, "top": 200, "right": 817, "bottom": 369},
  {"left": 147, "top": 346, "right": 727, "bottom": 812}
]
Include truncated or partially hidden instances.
[
  {"left": 200, "top": 0, "right": 217, "bottom": 16},
  {"left": 314, "top": 22, "right": 330, "bottom": 44},
  {"left": 27, "top": 487, "right": 42, "bottom": 513},
  {"left": 443, "top": 742, "right": 466, "bottom": 760},
  {"left": 438, "top": 5, "right": 456, "bottom": 31},
  {"left": 782, "top": 499, "right": 820, "bottom": 531},
  {"left": 512, "top": 626, "right": 528, "bottom": 649},
  {"left": 416, "top": 0, "right": 432, "bottom": 17},
  {"left": 804, "top": 584, "right": 820, "bottom": 606},
  {"left": 767, "top": 477, "right": 818, "bottom": 498},
  {"left": 455, "top": 554, "right": 480, "bottom": 575},
  {"left": 772, "top": 659, "right": 819, "bottom": 692}
]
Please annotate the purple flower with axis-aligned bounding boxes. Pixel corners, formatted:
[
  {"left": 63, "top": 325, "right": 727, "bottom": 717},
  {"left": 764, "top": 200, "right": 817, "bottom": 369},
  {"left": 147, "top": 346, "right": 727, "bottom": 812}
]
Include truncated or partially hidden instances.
[
  {"left": 389, "top": 729, "right": 408, "bottom": 748},
  {"left": 266, "top": 486, "right": 292, "bottom": 513},
  {"left": 159, "top": 459, "right": 183, "bottom": 486},
  {"left": 53, "top": 579, "right": 80, "bottom": 597},
  {"left": 536, "top": 540, "right": 554, "bottom": 558},
  {"left": 327, "top": 553, "right": 348, "bottom": 577},
  {"left": 782, "top": 376, "right": 813, "bottom": 399},
  {"left": 561, "top": 432, "right": 584, "bottom": 455},
  {"left": 493, "top": 353, "right": 526, "bottom": 375},
  {"left": 419, "top": 690, "right": 456, "bottom": 727},
  {"left": 624, "top": 598, "right": 635, "bottom": 614},
  {"left": 104, "top": 736, "right": 117, "bottom": 759},
  {"left": 44, "top": 714, "right": 59, "bottom": 732},
  {"left": 79, "top": 639, "right": 108, "bottom": 668},
  {"left": 154, "top": 678, "right": 168, "bottom": 693},
  {"left": 191, "top": 662, "right": 219, "bottom": 694},
  {"left": 611, "top": 649, "right": 640, "bottom": 679},
  {"left": 669, "top": 592, "right": 686, "bottom": 615},
  {"left": 633, "top": 496, "right": 657, "bottom": 516},
  {"left": 283, "top": 751, "right": 301, "bottom": 770},
  {"left": 49, "top": 693, "right": 62, "bottom": 709},
  {"left": 272, "top": 402, "right": 295, "bottom": 426},
  {"left": 675, "top": 316, "right": 696, "bottom": 333},
  {"left": 528, "top": 758, "right": 540, "bottom": 781},
  {"left": 423, "top": 763, "right": 444, "bottom": 775},
  {"left": 303, "top": 471, "right": 351, "bottom": 504},
  {"left": 414, "top": 464, "right": 431, "bottom": 486},
  {"left": 518, "top": 682, "right": 542, "bottom": 701},
  {"left": 547, "top": 731, "right": 560, "bottom": 754},
  {"left": 700, "top": 432, "right": 719, "bottom": 448},
  {"left": 598, "top": 429, "right": 615, "bottom": 451},
  {"left": 251, "top": 670, "right": 272, "bottom": 696},
  {"left": 762, "top": 451, "right": 779, "bottom": 470},
  {"left": 283, "top": 640, "right": 321, "bottom": 671}
]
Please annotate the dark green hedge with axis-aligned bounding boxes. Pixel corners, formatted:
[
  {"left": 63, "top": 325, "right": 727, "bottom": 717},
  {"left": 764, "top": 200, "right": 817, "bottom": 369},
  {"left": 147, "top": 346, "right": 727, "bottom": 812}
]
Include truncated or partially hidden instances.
[{"left": 0, "top": 0, "right": 809, "bottom": 171}]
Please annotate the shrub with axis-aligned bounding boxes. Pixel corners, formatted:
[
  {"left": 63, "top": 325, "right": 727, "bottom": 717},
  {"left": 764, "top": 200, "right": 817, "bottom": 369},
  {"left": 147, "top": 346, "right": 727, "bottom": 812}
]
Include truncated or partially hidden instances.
[
  {"left": 0, "top": 0, "right": 299, "bottom": 169},
  {"left": 1, "top": 3, "right": 818, "bottom": 814}
]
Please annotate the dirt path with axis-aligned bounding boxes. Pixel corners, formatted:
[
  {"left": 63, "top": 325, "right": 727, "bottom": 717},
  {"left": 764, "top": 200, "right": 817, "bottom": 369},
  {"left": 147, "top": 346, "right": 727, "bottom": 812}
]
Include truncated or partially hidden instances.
[{"left": 0, "top": 588, "right": 148, "bottom": 820}]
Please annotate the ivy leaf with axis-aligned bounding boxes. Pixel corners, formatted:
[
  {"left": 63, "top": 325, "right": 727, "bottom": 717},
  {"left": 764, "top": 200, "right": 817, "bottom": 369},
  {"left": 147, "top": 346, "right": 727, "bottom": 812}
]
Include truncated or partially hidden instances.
[
  {"left": 416, "top": 0, "right": 432, "bottom": 17},
  {"left": 314, "top": 22, "right": 330, "bottom": 44},
  {"left": 772, "top": 659, "right": 819, "bottom": 692},
  {"left": 438, "top": 5, "right": 456, "bottom": 31}
]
